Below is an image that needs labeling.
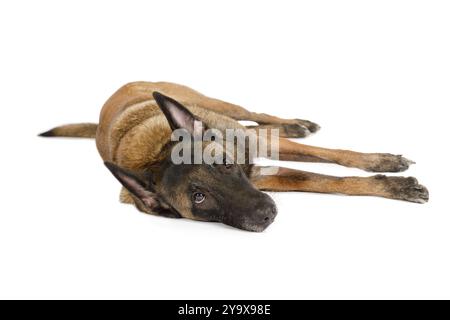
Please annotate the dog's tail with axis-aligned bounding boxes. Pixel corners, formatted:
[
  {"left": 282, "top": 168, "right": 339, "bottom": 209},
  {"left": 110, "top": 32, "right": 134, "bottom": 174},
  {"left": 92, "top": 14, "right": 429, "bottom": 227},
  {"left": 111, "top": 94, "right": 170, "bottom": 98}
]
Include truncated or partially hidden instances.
[{"left": 38, "top": 123, "right": 98, "bottom": 139}]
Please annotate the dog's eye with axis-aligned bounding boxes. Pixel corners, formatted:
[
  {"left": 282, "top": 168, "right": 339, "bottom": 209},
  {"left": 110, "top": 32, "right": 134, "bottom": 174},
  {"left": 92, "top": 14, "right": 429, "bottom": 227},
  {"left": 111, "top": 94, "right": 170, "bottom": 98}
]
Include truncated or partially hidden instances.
[{"left": 193, "top": 192, "right": 206, "bottom": 204}]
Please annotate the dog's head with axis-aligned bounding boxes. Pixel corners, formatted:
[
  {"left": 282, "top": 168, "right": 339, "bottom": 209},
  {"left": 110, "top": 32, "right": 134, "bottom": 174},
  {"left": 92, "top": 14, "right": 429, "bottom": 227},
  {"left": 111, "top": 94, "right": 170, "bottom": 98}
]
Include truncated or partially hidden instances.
[{"left": 105, "top": 92, "right": 277, "bottom": 232}]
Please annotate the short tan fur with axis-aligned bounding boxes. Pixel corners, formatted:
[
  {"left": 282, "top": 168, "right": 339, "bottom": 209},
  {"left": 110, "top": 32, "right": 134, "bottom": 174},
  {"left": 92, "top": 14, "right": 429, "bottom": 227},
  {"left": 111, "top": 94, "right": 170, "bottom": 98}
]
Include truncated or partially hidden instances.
[{"left": 40, "top": 81, "right": 429, "bottom": 230}]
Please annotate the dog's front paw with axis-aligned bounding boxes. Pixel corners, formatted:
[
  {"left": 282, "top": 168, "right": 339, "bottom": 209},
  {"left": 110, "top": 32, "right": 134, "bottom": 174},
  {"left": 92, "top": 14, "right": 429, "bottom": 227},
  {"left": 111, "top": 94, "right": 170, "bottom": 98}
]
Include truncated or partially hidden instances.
[
  {"left": 362, "top": 154, "right": 415, "bottom": 172},
  {"left": 374, "top": 175, "right": 429, "bottom": 203}
]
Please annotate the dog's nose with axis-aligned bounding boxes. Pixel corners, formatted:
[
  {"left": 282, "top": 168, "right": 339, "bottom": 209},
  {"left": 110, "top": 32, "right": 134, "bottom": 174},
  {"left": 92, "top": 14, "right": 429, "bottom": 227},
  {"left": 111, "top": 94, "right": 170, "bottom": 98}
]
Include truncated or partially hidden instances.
[{"left": 259, "top": 203, "right": 278, "bottom": 225}]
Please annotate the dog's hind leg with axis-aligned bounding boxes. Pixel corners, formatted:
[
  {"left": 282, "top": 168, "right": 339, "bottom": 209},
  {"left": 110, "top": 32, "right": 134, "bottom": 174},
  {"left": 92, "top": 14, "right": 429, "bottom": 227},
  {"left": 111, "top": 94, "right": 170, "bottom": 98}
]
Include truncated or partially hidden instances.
[
  {"left": 246, "top": 122, "right": 319, "bottom": 138},
  {"left": 207, "top": 102, "right": 319, "bottom": 137},
  {"left": 241, "top": 118, "right": 320, "bottom": 138},
  {"left": 145, "top": 81, "right": 319, "bottom": 137},
  {"left": 250, "top": 166, "right": 429, "bottom": 203},
  {"left": 275, "top": 138, "right": 415, "bottom": 172},
  {"left": 194, "top": 98, "right": 319, "bottom": 137}
]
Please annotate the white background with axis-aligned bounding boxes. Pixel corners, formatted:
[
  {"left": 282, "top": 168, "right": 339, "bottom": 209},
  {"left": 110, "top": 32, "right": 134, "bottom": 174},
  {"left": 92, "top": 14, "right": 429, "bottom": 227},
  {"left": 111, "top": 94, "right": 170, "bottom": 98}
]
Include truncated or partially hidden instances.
[{"left": 0, "top": 0, "right": 449, "bottom": 299}]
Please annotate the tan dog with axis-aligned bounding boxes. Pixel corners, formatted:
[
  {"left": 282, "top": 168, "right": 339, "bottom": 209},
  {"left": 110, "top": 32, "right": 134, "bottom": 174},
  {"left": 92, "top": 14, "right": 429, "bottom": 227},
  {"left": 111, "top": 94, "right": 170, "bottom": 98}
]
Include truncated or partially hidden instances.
[{"left": 40, "top": 81, "right": 428, "bottom": 231}]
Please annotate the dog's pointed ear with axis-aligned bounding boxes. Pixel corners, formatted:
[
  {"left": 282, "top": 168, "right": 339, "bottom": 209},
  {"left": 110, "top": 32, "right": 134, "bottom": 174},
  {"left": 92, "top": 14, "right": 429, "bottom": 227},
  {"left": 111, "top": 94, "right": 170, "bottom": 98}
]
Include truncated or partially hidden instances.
[
  {"left": 104, "top": 162, "right": 158, "bottom": 209},
  {"left": 153, "top": 91, "right": 204, "bottom": 135}
]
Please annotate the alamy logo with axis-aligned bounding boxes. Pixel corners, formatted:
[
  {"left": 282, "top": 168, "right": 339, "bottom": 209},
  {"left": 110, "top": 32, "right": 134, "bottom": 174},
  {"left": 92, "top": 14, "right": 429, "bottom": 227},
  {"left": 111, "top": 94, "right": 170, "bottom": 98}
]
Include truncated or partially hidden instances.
[{"left": 171, "top": 121, "right": 279, "bottom": 175}]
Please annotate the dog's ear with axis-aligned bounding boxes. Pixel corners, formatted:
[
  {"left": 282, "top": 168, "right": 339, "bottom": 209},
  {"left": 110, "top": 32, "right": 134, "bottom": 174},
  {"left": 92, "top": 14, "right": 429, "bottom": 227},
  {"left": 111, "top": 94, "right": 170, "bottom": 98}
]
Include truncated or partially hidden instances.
[
  {"left": 153, "top": 91, "right": 204, "bottom": 136},
  {"left": 104, "top": 162, "right": 158, "bottom": 209}
]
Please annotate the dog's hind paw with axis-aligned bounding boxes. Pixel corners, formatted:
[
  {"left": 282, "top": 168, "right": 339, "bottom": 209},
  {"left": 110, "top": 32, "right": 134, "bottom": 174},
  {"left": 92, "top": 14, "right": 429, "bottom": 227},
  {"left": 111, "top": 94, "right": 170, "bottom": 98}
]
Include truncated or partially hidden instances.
[
  {"left": 281, "top": 123, "right": 313, "bottom": 138},
  {"left": 248, "top": 119, "right": 320, "bottom": 138},
  {"left": 279, "top": 119, "right": 321, "bottom": 138},
  {"left": 294, "top": 119, "right": 321, "bottom": 134}
]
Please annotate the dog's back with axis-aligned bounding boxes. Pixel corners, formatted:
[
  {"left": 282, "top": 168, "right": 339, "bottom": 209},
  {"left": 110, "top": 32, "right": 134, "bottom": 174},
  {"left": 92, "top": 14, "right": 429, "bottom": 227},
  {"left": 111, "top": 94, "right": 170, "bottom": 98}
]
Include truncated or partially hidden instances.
[
  {"left": 39, "top": 81, "right": 248, "bottom": 211},
  {"left": 97, "top": 81, "right": 244, "bottom": 170}
]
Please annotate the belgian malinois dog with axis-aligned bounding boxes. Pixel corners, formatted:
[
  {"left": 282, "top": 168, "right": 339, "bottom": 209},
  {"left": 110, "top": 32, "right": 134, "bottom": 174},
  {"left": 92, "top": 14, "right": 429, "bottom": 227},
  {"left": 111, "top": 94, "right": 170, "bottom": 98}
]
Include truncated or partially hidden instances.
[{"left": 40, "top": 81, "right": 429, "bottom": 232}]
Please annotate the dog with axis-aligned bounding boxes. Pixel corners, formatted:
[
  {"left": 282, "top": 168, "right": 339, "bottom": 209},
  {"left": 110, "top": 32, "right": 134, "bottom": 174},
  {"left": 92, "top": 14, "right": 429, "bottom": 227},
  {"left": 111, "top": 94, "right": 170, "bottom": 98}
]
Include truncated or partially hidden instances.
[{"left": 40, "top": 81, "right": 429, "bottom": 232}]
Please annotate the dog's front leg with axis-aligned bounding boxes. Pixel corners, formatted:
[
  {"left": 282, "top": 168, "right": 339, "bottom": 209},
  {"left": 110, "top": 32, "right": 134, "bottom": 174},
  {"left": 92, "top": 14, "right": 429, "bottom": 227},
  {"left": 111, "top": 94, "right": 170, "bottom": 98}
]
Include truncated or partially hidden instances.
[
  {"left": 276, "top": 138, "right": 415, "bottom": 172},
  {"left": 250, "top": 166, "right": 429, "bottom": 203}
]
